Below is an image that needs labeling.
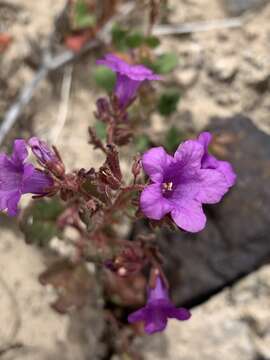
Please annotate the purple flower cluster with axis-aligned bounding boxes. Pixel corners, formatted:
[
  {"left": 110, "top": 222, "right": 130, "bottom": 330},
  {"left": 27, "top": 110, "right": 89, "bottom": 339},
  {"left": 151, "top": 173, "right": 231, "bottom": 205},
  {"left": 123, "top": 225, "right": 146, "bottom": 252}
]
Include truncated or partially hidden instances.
[
  {"left": 128, "top": 275, "right": 190, "bottom": 334},
  {"left": 0, "top": 140, "right": 53, "bottom": 216},
  {"left": 97, "top": 54, "right": 161, "bottom": 108},
  {"left": 140, "top": 132, "right": 236, "bottom": 232}
]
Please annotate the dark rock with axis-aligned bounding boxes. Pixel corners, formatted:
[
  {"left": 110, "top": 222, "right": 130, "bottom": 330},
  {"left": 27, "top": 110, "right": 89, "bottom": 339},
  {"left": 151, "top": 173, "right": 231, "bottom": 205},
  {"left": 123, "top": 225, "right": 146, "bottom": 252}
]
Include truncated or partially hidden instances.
[
  {"left": 156, "top": 116, "right": 270, "bottom": 305},
  {"left": 222, "top": 0, "right": 267, "bottom": 15}
]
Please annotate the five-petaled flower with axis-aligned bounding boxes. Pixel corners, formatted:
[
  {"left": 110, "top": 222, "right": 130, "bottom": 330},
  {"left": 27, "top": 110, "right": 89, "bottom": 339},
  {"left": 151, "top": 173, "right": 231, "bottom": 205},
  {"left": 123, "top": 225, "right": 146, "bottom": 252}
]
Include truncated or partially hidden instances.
[
  {"left": 140, "top": 134, "right": 236, "bottom": 233},
  {"left": 96, "top": 54, "right": 161, "bottom": 108},
  {"left": 0, "top": 139, "right": 53, "bottom": 216},
  {"left": 128, "top": 275, "right": 191, "bottom": 334}
]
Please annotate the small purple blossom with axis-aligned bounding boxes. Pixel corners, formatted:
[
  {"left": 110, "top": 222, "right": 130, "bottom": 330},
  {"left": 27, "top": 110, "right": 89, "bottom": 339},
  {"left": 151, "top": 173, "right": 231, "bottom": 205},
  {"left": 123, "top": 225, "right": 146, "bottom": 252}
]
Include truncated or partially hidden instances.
[
  {"left": 140, "top": 135, "right": 236, "bottom": 232},
  {"left": 0, "top": 139, "right": 53, "bottom": 216},
  {"left": 96, "top": 54, "right": 161, "bottom": 108},
  {"left": 128, "top": 276, "right": 191, "bottom": 334}
]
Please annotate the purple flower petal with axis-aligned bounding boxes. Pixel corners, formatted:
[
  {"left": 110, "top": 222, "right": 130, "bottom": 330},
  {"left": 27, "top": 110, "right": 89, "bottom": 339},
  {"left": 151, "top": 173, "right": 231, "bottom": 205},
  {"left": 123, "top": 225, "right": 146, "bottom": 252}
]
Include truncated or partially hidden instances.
[
  {"left": 217, "top": 161, "right": 236, "bottom": 187},
  {"left": 144, "top": 309, "right": 168, "bottom": 334},
  {"left": 22, "top": 163, "right": 35, "bottom": 181},
  {"left": 115, "top": 74, "right": 141, "bottom": 108},
  {"left": 148, "top": 276, "right": 170, "bottom": 302},
  {"left": 22, "top": 169, "right": 53, "bottom": 194},
  {"left": 6, "top": 191, "right": 21, "bottom": 216},
  {"left": 0, "top": 155, "right": 23, "bottom": 191},
  {"left": 197, "top": 132, "right": 236, "bottom": 187},
  {"left": 97, "top": 54, "right": 161, "bottom": 81},
  {"left": 11, "top": 139, "right": 28, "bottom": 166},
  {"left": 128, "top": 308, "right": 147, "bottom": 323},
  {"left": 197, "top": 132, "right": 212, "bottom": 149},
  {"left": 174, "top": 140, "right": 204, "bottom": 173},
  {"left": 171, "top": 200, "right": 206, "bottom": 233},
  {"left": 168, "top": 307, "right": 191, "bottom": 321},
  {"left": 196, "top": 168, "right": 229, "bottom": 204},
  {"left": 142, "top": 147, "right": 174, "bottom": 183},
  {"left": 140, "top": 183, "right": 172, "bottom": 220}
]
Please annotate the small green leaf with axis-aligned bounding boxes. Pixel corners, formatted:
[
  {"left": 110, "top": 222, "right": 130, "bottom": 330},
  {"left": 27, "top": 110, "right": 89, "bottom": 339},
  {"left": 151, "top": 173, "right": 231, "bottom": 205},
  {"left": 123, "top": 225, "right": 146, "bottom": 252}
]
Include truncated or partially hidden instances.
[
  {"left": 144, "top": 35, "right": 160, "bottom": 48},
  {"left": 95, "top": 121, "right": 106, "bottom": 140},
  {"left": 135, "top": 134, "right": 150, "bottom": 152},
  {"left": 126, "top": 32, "right": 144, "bottom": 49},
  {"left": 20, "top": 199, "right": 64, "bottom": 247},
  {"left": 158, "top": 89, "right": 181, "bottom": 116},
  {"left": 165, "top": 126, "right": 185, "bottom": 153},
  {"left": 93, "top": 66, "right": 116, "bottom": 92},
  {"left": 152, "top": 53, "right": 178, "bottom": 74},
  {"left": 74, "top": 0, "right": 96, "bottom": 29},
  {"left": 111, "top": 24, "right": 128, "bottom": 51}
]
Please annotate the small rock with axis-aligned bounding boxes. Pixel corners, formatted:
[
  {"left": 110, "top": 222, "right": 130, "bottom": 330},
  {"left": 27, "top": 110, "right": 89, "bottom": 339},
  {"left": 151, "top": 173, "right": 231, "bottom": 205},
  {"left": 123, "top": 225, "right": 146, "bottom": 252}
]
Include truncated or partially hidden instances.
[
  {"left": 209, "top": 57, "right": 238, "bottom": 82},
  {"left": 222, "top": 0, "right": 267, "bottom": 15},
  {"left": 176, "top": 68, "right": 199, "bottom": 88},
  {"left": 241, "top": 54, "right": 270, "bottom": 91}
]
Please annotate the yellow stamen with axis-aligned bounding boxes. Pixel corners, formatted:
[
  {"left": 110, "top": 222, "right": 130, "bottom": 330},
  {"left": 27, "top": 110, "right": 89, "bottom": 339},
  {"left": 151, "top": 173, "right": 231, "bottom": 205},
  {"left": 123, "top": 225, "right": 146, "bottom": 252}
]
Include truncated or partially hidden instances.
[{"left": 162, "top": 181, "right": 173, "bottom": 192}]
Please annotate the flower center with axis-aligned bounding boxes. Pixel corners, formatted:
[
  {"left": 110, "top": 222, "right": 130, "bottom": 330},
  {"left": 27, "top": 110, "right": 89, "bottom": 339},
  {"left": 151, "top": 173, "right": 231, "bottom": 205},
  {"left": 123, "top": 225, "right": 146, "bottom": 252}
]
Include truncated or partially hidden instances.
[{"left": 162, "top": 181, "right": 173, "bottom": 193}]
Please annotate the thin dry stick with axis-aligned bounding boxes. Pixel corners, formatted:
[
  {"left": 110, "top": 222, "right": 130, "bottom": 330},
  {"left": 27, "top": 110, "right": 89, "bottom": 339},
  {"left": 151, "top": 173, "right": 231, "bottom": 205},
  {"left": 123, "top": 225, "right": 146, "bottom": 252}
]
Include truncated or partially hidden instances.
[
  {"left": 153, "top": 17, "right": 243, "bottom": 36},
  {"left": 50, "top": 65, "right": 73, "bottom": 144}
]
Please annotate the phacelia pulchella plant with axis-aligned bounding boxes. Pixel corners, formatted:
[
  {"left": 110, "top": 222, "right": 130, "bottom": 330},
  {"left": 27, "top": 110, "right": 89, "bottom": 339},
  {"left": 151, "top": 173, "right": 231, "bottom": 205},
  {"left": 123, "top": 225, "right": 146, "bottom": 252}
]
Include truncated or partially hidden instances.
[{"left": 0, "top": 54, "right": 236, "bottom": 340}]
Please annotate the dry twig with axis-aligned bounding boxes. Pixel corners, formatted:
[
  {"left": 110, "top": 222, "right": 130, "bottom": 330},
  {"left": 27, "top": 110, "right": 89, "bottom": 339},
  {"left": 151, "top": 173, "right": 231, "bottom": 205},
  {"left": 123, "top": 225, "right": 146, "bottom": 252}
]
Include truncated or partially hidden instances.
[{"left": 153, "top": 17, "right": 243, "bottom": 36}]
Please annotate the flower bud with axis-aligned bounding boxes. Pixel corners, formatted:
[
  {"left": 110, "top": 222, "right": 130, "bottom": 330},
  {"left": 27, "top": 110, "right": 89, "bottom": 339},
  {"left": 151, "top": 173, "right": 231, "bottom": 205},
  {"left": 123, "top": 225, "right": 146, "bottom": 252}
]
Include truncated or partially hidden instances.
[
  {"left": 28, "top": 137, "right": 65, "bottom": 178},
  {"left": 96, "top": 98, "right": 110, "bottom": 120}
]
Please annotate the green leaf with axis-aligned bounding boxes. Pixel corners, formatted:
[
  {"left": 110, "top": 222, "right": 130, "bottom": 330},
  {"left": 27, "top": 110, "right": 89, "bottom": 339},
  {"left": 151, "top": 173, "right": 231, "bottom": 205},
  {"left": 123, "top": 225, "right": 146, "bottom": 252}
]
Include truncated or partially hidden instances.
[
  {"left": 74, "top": 0, "right": 96, "bottom": 29},
  {"left": 93, "top": 66, "right": 116, "bottom": 92},
  {"left": 95, "top": 121, "right": 106, "bottom": 140},
  {"left": 152, "top": 53, "right": 178, "bottom": 74},
  {"left": 165, "top": 126, "right": 185, "bottom": 153},
  {"left": 20, "top": 199, "right": 64, "bottom": 247},
  {"left": 144, "top": 35, "right": 160, "bottom": 48},
  {"left": 158, "top": 89, "right": 181, "bottom": 116},
  {"left": 135, "top": 134, "right": 150, "bottom": 152},
  {"left": 111, "top": 24, "right": 129, "bottom": 51},
  {"left": 126, "top": 32, "right": 144, "bottom": 49}
]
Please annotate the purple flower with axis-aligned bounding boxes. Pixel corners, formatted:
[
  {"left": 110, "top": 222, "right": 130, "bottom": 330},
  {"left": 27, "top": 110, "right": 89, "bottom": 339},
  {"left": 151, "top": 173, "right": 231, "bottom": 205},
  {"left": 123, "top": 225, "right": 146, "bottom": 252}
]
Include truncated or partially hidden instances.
[
  {"left": 0, "top": 139, "right": 53, "bottom": 216},
  {"left": 128, "top": 276, "right": 191, "bottom": 334},
  {"left": 198, "top": 132, "right": 236, "bottom": 187},
  {"left": 96, "top": 54, "right": 161, "bottom": 108},
  {"left": 140, "top": 135, "right": 236, "bottom": 232}
]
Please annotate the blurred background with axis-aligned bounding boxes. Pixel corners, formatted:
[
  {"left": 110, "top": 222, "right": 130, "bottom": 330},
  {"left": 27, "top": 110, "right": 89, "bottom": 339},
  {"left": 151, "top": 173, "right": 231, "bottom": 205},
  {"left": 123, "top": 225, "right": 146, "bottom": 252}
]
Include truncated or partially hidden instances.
[{"left": 0, "top": 0, "right": 270, "bottom": 359}]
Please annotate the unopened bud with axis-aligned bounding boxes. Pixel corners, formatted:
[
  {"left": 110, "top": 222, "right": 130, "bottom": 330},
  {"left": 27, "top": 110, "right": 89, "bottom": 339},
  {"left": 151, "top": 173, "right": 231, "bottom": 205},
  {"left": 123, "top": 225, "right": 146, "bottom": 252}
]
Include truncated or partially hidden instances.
[
  {"left": 96, "top": 98, "right": 110, "bottom": 119},
  {"left": 28, "top": 137, "right": 65, "bottom": 178},
  {"left": 132, "top": 155, "right": 142, "bottom": 179}
]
